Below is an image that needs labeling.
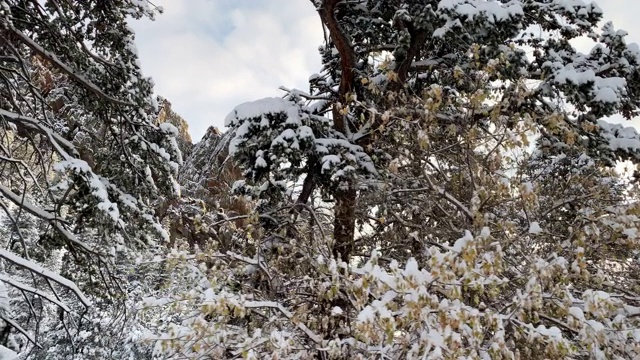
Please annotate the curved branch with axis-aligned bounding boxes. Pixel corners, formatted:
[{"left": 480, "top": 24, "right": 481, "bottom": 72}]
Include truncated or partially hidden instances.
[
  {"left": 0, "top": 109, "right": 78, "bottom": 157},
  {"left": 317, "top": 0, "right": 357, "bottom": 132},
  {"left": 0, "top": 274, "right": 71, "bottom": 313},
  {"left": 0, "top": 313, "right": 41, "bottom": 348},
  {"left": 244, "top": 301, "right": 323, "bottom": 344},
  {"left": 0, "top": 249, "right": 91, "bottom": 308}
]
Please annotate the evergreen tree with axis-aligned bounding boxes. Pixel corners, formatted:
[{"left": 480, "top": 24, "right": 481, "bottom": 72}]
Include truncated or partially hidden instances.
[
  {"left": 229, "top": 0, "right": 640, "bottom": 262},
  {"left": 3, "top": 0, "right": 639, "bottom": 359},
  {"left": 178, "top": 0, "right": 640, "bottom": 358},
  {"left": 0, "top": 0, "right": 179, "bottom": 355}
]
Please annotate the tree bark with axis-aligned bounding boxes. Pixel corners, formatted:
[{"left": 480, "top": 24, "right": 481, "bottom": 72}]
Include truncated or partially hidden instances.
[
  {"left": 332, "top": 188, "right": 356, "bottom": 261},
  {"left": 317, "top": 1, "right": 428, "bottom": 261},
  {"left": 318, "top": 0, "right": 359, "bottom": 261},
  {"left": 318, "top": 0, "right": 356, "bottom": 131}
]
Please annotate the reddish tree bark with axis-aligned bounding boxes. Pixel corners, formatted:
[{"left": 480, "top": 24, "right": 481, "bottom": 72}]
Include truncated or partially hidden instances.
[
  {"left": 317, "top": 0, "right": 359, "bottom": 261},
  {"left": 317, "top": 1, "right": 427, "bottom": 261}
]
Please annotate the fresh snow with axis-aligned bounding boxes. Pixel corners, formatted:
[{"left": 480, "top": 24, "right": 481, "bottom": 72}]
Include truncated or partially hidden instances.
[
  {"left": 438, "top": 0, "right": 524, "bottom": 23},
  {"left": 598, "top": 120, "right": 640, "bottom": 153},
  {"left": 536, "top": 325, "right": 563, "bottom": 340},
  {"left": 0, "top": 274, "right": 71, "bottom": 313},
  {"left": 225, "top": 97, "right": 300, "bottom": 128},
  {"left": 568, "top": 306, "right": 585, "bottom": 321},
  {"left": 0, "top": 250, "right": 91, "bottom": 307},
  {"left": 0, "top": 346, "right": 17, "bottom": 360},
  {"left": 529, "top": 222, "right": 542, "bottom": 235},
  {"left": 159, "top": 122, "right": 179, "bottom": 137},
  {"left": 54, "top": 159, "right": 120, "bottom": 223}
]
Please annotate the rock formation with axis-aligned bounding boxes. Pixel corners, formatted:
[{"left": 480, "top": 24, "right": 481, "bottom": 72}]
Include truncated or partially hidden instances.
[{"left": 155, "top": 97, "right": 193, "bottom": 157}]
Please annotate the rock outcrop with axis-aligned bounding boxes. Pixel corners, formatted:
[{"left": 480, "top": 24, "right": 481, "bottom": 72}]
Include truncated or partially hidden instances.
[
  {"left": 181, "top": 125, "right": 250, "bottom": 225},
  {"left": 157, "top": 121, "right": 249, "bottom": 251},
  {"left": 155, "top": 97, "right": 193, "bottom": 157}
]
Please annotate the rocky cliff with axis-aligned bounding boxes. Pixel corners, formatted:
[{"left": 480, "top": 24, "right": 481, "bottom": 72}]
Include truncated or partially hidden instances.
[
  {"left": 157, "top": 106, "right": 249, "bottom": 250},
  {"left": 155, "top": 97, "right": 193, "bottom": 157}
]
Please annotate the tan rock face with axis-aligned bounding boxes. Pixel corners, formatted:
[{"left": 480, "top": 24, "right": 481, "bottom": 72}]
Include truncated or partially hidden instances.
[
  {"left": 158, "top": 121, "right": 251, "bottom": 250},
  {"left": 181, "top": 126, "right": 251, "bottom": 226},
  {"left": 155, "top": 97, "right": 193, "bottom": 156}
]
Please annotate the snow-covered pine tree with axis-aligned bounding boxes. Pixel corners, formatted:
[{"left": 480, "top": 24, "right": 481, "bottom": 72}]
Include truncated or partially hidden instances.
[
  {"left": 210, "top": 0, "right": 640, "bottom": 358},
  {"left": 229, "top": 0, "right": 640, "bottom": 262},
  {"left": 126, "top": 1, "right": 640, "bottom": 358},
  {"left": 0, "top": 0, "right": 180, "bottom": 355}
]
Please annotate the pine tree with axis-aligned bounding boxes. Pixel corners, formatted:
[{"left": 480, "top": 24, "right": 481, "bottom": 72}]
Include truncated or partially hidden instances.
[
  {"left": 0, "top": 0, "right": 180, "bottom": 355},
  {"left": 229, "top": 0, "right": 640, "bottom": 263},
  {"left": 211, "top": 0, "right": 640, "bottom": 358},
  {"left": 105, "top": 1, "right": 640, "bottom": 358}
]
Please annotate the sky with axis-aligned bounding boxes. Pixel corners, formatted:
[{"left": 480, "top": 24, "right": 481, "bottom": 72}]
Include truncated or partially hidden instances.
[
  {"left": 131, "top": 0, "right": 323, "bottom": 141},
  {"left": 131, "top": 0, "right": 640, "bottom": 142}
]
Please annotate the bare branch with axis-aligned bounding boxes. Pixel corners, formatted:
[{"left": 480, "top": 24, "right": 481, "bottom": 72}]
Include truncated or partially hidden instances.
[
  {"left": 0, "top": 274, "right": 71, "bottom": 313},
  {"left": 244, "top": 301, "right": 323, "bottom": 344}
]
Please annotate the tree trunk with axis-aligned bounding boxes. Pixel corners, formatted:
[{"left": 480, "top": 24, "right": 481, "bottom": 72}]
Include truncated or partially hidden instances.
[
  {"left": 317, "top": 0, "right": 359, "bottom": 262},
  {"left": 332, "top": 188, "right": 356, "bottom": 261}
]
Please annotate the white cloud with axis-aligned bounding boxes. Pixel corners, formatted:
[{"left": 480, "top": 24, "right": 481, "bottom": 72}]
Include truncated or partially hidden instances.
[{"left": 130, "top": 0, "right": 323, "bottom": 141}]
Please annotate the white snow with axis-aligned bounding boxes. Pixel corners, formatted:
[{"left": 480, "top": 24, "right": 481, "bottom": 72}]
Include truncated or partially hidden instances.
[
  {"left": 403, "top": 258, "right": 422, "bottom": 279},
  {"left": 54, "top": 159, "right": 120, "bottom": 223},
  {"left": 568, "top": 306, "right": 585, "bottom": 321},
  {"left": 255, "top": 156, "right": 268, "bottom": 168},
  {"left": 225, "top": 97, "right": 300, "bottom": 128},
  {"left": 452, "top": 230, "right": 473, "bottom": 252},
  {"left": 0, "top": 185, "right": 57, "bottom": 221},
  {"left": 0, "top": 346, "right": 17, "bottom": 360},
  {"left": 586, "top": 319, "right": 605, "bottom": 332},
  {"left": 159, "top": 122, "right": 179, "bottom": 137},
  {"left": 598, "top": 120, "right": 640, "bottom": 153},
  {"left": 623, "top": 228, "right": 637, "bottom": 238},
  {"left": 297, "top": 125, "right": 315, "bottom": 140},
  {"left": 0, "top": 282, "right": 9, "bottom": 314},
  {"left": 321, "top": 155, "right": 341, "bottom": 172},
  {"left": 357, "top": 306, "right": 375, "bottom": 323},
  {"left": 0, "top": 274, "right": 71, "bottom": 313},
  {"left": 536, "top": 325, "right": 563, "bottom": 340},
  {"left": 529, "top": 222, "right": 542, "bottom": 235},
  {"left": 0, "top": 250, "right": 91, "bottom": 307},
  {"left": 438, "top": 0, "right": 524, "bottom": 23},
  {"left": 549, "top": 65, "right": 627, "bottom": 105}
]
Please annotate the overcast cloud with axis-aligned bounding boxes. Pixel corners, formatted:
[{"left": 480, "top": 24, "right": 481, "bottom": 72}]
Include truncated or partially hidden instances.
[
  {"left": 131, "top": 0, "right": 640, "bottom": 141},
  {"left": 131, "top": 0, "right": 323, "bottom": 140}
]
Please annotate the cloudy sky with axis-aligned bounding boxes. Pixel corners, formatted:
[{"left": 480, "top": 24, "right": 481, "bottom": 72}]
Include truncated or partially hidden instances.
[
  {"left": 131, "top": 0, "right": 639, "bottom": 142},
  {"left": 131, "top": 0, "right": 323, "bottom": 141}
]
